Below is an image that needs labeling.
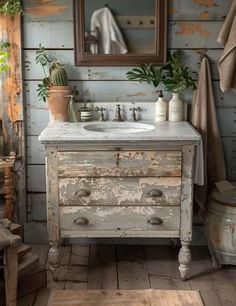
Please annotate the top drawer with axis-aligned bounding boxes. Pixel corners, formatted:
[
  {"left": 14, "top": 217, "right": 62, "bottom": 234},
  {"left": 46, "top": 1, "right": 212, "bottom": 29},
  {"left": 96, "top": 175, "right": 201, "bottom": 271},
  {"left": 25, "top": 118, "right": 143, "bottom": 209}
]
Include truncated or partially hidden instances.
[{"left": 58, "top": 151, "right": 182, "bottom": 177}]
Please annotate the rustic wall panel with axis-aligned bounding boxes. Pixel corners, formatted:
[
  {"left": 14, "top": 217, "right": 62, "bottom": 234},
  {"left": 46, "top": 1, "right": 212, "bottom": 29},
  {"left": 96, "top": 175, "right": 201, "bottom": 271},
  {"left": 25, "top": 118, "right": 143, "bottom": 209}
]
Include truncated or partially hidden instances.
[
  {"left": 23, "top": 0, "right": 236, "bottom": 243},
  {"left": 0, "top": 14, "right": 26, "bottom": 223}
]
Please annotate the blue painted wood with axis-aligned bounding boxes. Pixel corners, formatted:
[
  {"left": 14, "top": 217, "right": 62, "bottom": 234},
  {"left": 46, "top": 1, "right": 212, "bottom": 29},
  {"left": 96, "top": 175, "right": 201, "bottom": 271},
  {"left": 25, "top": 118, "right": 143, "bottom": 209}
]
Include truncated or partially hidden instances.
[
  {"left": 23, "top": 49, "right": 222, "bottom": 81},
  {"left": 23, "top": 0, "right": 231, "bottom": 22},
  {"left": 23, "top": 20, "right": 225, "bottom": 49}
]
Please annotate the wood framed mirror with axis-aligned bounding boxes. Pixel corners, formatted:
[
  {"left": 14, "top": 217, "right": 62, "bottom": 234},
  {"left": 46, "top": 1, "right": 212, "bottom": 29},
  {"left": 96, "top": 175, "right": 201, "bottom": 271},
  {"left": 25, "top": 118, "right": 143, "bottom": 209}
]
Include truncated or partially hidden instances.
[{"left": 74, "top": 0, "right": 168, "bottom": 66}]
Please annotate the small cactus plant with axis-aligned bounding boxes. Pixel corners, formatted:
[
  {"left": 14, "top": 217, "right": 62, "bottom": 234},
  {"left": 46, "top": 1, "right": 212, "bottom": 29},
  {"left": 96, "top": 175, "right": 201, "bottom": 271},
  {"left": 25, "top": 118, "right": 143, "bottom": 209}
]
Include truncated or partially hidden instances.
[
  {"left": 35, "top": 44, "right": 69, "bottom": 101},
  {"left": 50, "top": 61, "right": 68, "bottom": 86}
]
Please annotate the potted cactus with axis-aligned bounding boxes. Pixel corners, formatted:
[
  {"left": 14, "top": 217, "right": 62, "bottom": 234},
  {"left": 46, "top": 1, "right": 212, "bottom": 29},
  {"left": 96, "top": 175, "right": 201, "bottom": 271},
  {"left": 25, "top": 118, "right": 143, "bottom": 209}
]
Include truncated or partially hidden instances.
[{"left": 36, "top": 44, "right": 72, "bottom": 121}]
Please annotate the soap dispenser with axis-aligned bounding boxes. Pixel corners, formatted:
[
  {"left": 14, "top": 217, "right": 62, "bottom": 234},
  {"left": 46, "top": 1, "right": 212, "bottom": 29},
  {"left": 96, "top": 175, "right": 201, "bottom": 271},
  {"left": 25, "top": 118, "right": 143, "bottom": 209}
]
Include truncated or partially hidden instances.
[{"left": 155, "top": 90, "right": 167, "bottom": 122}]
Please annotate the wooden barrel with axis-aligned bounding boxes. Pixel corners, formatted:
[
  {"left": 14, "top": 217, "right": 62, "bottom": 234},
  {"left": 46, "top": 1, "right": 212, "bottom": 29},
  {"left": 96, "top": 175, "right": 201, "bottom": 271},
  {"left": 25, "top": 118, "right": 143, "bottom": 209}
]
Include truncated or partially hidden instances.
[{"left": 205, "top": 186, "right": 236, "bottom": 268}]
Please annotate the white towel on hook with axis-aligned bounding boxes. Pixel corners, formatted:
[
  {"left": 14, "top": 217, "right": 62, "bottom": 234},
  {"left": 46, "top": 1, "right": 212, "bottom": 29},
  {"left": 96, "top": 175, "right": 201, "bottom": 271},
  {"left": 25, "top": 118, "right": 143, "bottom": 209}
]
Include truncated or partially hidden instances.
[{"left": 90, "top": 7, "right": 128, "bottom": 55}]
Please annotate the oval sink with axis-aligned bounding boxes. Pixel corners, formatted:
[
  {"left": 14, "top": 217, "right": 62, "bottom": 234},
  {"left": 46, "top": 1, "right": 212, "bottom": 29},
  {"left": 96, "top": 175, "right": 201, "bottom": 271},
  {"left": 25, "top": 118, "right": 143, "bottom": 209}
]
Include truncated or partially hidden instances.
[{"left": 83, "top": 122, "right": 155, "bottom": 134}]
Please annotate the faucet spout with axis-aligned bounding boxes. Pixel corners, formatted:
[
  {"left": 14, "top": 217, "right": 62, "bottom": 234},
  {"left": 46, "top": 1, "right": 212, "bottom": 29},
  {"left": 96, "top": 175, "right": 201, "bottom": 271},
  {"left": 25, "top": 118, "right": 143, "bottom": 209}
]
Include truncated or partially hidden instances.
[{"left": 113, "top": 104, "right": 124, "bottom": 122}]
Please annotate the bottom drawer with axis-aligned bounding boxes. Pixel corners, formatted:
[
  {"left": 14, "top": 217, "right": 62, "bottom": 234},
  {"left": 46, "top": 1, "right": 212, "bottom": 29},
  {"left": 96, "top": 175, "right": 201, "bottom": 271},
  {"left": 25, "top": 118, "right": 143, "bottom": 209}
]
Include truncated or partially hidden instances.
[{"left": 60, "top": 206, "right": 180, "bottom": 238}]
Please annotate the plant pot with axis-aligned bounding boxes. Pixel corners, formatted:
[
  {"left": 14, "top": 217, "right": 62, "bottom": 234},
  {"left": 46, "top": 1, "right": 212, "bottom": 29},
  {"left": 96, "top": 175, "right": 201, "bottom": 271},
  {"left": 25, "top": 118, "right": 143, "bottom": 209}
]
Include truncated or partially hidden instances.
[
  {"left": 168, "top": 92, "right": 183, "bottom": 122},
  {"left": 48, "top": 86, "right": 72, "bottom": 122}
]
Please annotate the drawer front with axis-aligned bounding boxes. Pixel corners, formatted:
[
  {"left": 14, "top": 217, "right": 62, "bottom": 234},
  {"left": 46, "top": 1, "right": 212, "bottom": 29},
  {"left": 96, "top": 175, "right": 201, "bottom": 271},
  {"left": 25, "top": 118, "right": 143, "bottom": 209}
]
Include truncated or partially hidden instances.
[
  {"left": 59, "top": 177, "right": 181, "bottom": 206},
  {"left": 58, "top": 151, "right": 182, "bottom": 177},
  {"left": 60, "top": 206, "right": 180, "bottom": 237}
]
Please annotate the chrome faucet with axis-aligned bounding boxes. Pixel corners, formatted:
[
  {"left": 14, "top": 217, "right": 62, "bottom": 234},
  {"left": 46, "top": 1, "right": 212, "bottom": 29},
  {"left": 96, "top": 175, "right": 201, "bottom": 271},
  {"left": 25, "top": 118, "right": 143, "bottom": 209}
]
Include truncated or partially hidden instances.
[
  {"left": 95, "top": 106, "right": 106, "bottom": 121},
  {"left": 113, "top": 104, "right": 124, "bottom": 122},
  {"left": 130, "top": 106, "right": 141, "bottom": 121}
]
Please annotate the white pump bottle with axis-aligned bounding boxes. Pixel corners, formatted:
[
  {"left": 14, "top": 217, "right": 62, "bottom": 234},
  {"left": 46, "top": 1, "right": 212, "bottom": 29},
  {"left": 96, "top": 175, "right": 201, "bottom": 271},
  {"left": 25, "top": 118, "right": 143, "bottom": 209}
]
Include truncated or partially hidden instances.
[{"left": 155, "top": 90, "right": 167, "bottom": 122}]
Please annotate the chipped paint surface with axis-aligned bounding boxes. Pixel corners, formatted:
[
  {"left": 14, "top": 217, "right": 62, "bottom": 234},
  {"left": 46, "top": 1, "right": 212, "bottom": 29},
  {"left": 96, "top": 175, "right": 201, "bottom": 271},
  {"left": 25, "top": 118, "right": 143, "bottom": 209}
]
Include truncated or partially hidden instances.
[
  {"left": 60, "top": 206, "right": 180, "bottom": 234},
  {"left": 58, "top": 151, "right": 182, "bottom": 178},
  {"left": 193, "top": 0, "right": 217, "bottom": 7},
  {"left": 5, "top": 78, "right": 22, "bottom": 123},
  {"left": 26, "top": 5, "right": 67, "bottom": 16},
  {"left": 126, "top": 92, "right": 147, "bottom": 97},
  {"left": 169, "top": 6, "right": 178, "bottom": 15},
  {"left": 59, "top": 177, "right": 181, "bottom": 206},
  {"left": 200, "top": 11, "right": 210, "bottom": 20},
  {"left": 176, "top": 22, "right": 209, "bottom": 37}
]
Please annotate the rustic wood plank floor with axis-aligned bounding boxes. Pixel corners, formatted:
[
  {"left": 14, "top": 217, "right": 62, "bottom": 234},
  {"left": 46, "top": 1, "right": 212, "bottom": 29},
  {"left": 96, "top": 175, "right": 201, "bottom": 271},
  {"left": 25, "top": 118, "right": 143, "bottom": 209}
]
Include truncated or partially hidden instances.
[{"left": 18, "top": 245, "right": 236, "bottom": 306}]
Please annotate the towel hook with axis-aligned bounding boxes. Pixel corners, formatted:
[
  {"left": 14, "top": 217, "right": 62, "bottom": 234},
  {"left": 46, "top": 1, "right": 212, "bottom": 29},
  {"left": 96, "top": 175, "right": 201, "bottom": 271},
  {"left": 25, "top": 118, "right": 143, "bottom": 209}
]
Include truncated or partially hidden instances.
[{"left": 199, "top": 50, "right": 209, "bottom": 61}]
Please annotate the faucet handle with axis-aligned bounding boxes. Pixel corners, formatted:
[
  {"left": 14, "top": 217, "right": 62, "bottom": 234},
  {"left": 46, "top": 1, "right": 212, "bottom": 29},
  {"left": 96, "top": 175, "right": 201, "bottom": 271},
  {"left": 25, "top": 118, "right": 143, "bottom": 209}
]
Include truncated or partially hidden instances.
[
  {"left": 95, "top": 106, "right": 106, "bottom": 121},
  {"left": 130, "top": 106, "right": 141, "bottom": 121},
  {"left": 113, "top": 104, "right": 123, "bottom": 122}
]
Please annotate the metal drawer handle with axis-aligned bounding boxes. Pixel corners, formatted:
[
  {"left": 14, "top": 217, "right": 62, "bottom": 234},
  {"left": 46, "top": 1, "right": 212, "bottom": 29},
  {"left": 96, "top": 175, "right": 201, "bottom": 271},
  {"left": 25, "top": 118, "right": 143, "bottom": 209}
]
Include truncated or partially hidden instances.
[
  {"left": 74, "top": 217, "right": 89, "bottom": 225},
  {"left": 148, "top": 189, "right": 163, "bottom": 198},
  {"left": 147, "top": 217, "right": 163, "bottom": 225},
  {"left": 73, "top": 189, "right": 90, "bottom": 197}
]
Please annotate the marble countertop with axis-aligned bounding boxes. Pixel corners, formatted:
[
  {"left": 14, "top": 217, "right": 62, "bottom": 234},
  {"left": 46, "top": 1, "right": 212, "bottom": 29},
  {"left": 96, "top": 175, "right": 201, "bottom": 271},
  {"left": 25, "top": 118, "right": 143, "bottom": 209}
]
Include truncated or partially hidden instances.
[{"left": 39, "top": 120, "right": 201, "bottom": 145}]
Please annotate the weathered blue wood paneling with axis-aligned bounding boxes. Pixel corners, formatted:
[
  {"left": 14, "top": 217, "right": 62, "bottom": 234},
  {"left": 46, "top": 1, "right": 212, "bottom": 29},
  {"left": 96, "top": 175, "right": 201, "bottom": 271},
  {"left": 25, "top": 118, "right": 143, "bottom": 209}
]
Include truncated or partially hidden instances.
[{"left": 22, "top": 0, "right": 236, "bottom": 243}]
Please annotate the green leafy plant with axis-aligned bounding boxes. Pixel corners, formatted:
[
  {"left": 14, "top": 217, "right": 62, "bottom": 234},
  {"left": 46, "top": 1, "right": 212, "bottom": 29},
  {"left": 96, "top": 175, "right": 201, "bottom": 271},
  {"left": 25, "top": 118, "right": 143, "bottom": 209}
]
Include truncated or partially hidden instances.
[
  {"left": 0, "top": 0, "right": 23, "bottom": 16},
  {"left": 161, "top": 51, "right": 196, "bottom": 93},
  {"left": 35, "top": 44, "right": 68, "bottom": 102},
  {"left": 127, "top": 51, "right": 196, "bottom": 93},
  {"left": 126, "top": 64, "right": 162, "bottom": 88},
  {"left": 0, "top": 41, "right": 10, "bottom": 73}
]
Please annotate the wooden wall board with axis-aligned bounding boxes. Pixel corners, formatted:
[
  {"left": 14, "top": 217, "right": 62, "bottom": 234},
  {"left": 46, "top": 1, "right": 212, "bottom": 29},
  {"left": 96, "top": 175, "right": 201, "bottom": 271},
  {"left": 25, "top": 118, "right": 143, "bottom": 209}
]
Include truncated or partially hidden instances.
[
  {"left": 217, "top": 108, "right": 236, "bottom": 137},
  {"left": 27, "top": 165, "right": 45, "bottom": 192},
  {"left": 24, "top": 221, "right": 48, "bottom": 244},
  {"left": 27, "top": 136, "right": 45, "bottom": 164},
  {"left": 26, "top": 108, "right": 50, "bottom": 136},
  {"left": 23, "top": 20, "right": 224, "bottom": 50},
  {"left": 23, "top": 21, "right": 73, "bottom": 49},
  {"left": 169, "top": 0, "right": 231, "bottom": 21},
  {"left": 27, "top": 193, "right": 47, "bottom": 222},
  {"left": 24, "top": 80, "right": 232, "bottom": 111},
  {"left": 23, "top": 49, "right": 222, "bottom": 81},
  {"left": 23, "top": 0, "right": 231, "bottom": 22},
  {"left": 23, "top": 0, "right": 73, "bottom": 22}
]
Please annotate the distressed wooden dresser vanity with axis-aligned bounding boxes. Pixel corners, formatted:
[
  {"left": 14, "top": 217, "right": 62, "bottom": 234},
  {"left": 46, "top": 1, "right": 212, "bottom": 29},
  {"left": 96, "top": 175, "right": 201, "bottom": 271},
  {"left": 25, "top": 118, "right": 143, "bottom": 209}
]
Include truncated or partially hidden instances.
[{"left": 39, "top": 121, "right": 200, "bottom": 279}]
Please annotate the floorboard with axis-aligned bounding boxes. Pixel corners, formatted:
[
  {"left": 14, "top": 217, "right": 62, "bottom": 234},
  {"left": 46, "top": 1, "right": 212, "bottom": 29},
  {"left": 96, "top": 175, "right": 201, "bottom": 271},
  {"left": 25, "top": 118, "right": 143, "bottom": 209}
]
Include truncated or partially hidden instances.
[{"left": 15, "top": 245, "right": 236, "bottom": 306}]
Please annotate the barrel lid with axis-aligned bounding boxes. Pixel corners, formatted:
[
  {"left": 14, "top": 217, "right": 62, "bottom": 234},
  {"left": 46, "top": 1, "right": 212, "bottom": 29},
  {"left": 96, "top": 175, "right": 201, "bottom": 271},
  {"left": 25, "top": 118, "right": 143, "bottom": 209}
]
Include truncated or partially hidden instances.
[{"left": 210, "top": 183, "right": 236, "bottom": 207}]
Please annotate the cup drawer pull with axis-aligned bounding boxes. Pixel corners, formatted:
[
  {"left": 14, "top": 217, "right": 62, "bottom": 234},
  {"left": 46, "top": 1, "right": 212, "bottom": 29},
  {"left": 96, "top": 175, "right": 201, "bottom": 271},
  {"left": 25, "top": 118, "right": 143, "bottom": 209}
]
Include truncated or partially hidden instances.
[
  {"left": 73, "top": 189, "right": 90, "bottom": 197},
  {"left": 74, "top": 217, "right": 89, "bottom": 225},
  {"left": 147, "top": 217, "right": 163, "bottom": 225},
  {"left": 148, "top": 189, "right": 163, "bottom": 198}
]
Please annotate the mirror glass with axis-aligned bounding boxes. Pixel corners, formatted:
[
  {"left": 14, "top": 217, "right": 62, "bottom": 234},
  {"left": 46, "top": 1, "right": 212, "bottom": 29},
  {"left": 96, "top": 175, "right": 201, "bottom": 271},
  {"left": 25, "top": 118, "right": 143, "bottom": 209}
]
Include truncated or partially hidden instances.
[{"left": 74, "top": 0, "right": 168, "bottom": 66}]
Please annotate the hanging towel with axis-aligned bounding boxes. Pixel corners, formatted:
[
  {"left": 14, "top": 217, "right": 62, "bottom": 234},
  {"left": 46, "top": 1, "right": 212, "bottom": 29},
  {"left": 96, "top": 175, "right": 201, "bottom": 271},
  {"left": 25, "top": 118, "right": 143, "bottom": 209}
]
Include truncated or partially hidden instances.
[
  {"left": 191, "top": 56, "right": 226, "bottom": 210},
  {"left": 217, "top": 1, "right": 236, "bottom": 92},
  {"left": 90, "top": 7, "right": 128, "bottom": 55}
]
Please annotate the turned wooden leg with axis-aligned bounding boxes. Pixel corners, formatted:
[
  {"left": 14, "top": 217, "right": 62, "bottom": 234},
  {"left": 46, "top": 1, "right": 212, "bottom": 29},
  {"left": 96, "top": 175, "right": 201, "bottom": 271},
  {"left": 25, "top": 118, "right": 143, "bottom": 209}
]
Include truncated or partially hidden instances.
[
  {"left": 48, "top": 244, "right": 60, "bottom": 271},
  {"left": 4, "top": 247, "right": 18, "bottom": 306},
  {"left": 178, "top": 240, "right": 191, "bottom": 280}
]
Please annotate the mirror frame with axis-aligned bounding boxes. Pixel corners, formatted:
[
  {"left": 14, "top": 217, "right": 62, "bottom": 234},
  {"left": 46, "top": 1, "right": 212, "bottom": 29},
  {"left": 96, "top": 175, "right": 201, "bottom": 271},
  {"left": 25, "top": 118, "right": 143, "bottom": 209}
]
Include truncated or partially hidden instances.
[{"left": 73, "top": 0, "right": 168, "bottom": 66}]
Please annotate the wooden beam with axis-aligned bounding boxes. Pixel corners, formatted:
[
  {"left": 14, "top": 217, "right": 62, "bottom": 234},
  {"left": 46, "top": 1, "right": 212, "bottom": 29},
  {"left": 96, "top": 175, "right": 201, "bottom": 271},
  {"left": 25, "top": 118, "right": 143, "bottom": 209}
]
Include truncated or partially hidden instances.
[{"left": 0, "top": 14, "right": 26, "bottom": 224}]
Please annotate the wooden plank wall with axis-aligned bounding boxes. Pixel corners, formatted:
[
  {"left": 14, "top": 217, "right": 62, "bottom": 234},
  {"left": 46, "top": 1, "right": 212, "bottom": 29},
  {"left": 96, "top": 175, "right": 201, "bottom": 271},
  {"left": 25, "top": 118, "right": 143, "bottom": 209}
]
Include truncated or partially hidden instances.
[{"left": 23, "top": 0, "right": 235, "bottom": 243}]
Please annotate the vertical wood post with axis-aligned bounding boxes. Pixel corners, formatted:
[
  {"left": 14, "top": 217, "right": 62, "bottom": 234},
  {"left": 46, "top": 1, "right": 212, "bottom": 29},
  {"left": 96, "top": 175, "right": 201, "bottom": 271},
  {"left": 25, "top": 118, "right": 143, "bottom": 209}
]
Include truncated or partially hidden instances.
[{"left": 0, "top": 14, "right": 26, "bottom": 224}]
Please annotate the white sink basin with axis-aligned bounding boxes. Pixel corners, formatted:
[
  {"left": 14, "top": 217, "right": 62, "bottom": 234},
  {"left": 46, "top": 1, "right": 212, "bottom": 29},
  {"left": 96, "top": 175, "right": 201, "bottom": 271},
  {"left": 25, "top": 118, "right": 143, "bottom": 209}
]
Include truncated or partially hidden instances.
[{"left": 83, "top": 122, "right": 155, "bottom": 134}]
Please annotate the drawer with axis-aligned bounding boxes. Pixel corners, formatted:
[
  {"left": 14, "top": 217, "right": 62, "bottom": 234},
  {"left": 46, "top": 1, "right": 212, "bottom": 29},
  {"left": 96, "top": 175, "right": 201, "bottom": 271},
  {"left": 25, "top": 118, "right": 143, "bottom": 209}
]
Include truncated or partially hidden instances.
[
  {"left": 60, "top": 206, "right": 180, "bottom": 238},
  {"left": 58, "top": 151, "right": 182, "bottom": 177},
  {"left": 59, "top": 177, "right": 181, "bottom": 206}
]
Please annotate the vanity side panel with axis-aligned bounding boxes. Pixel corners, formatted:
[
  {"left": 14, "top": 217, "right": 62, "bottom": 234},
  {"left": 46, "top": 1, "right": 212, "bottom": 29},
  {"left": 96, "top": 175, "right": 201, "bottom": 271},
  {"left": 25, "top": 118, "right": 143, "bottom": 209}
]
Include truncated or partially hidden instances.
[
  {"left": 180, "top": 145, "right": 195, "bottom": 242},
  {"left": 45, "top": 146, "right": 60, "bottom": 246}
]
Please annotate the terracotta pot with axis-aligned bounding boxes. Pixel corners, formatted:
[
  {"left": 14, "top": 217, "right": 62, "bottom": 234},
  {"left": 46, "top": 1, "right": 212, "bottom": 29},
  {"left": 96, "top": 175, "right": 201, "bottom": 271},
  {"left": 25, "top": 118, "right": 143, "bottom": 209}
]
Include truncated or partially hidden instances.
[{"left": 48, "top": 86, "right": 72, "bottom": 121}]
